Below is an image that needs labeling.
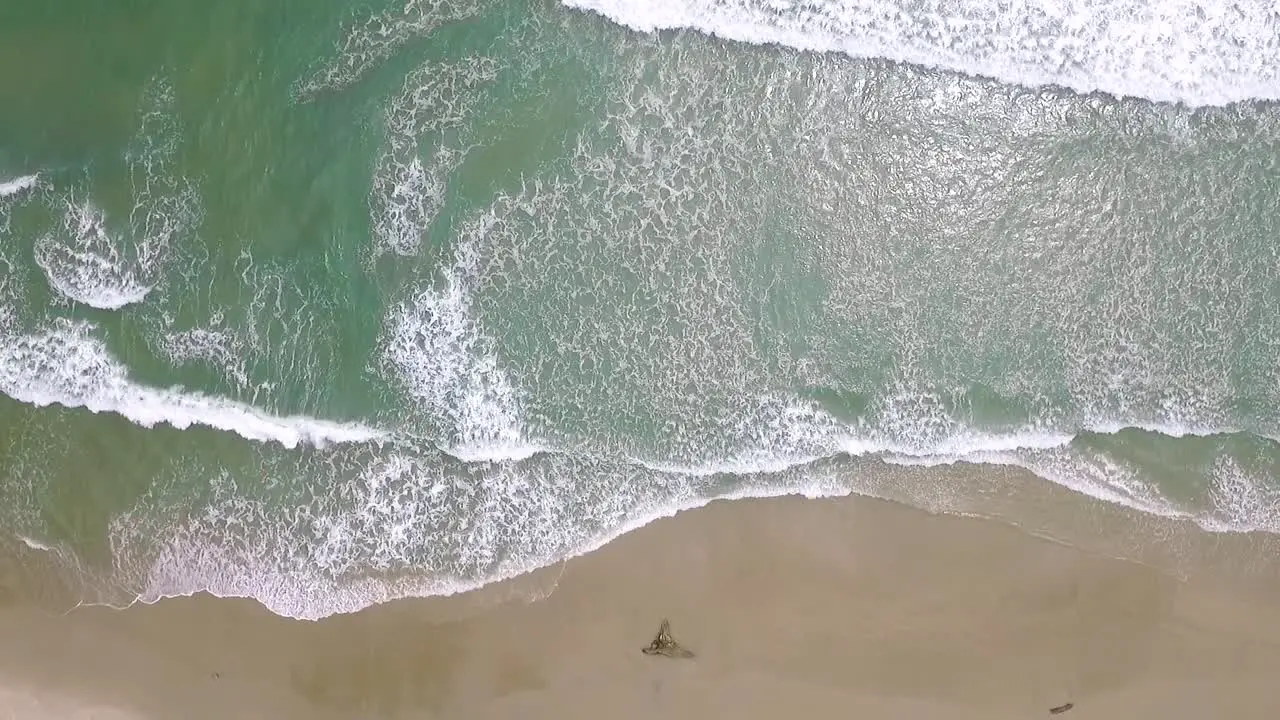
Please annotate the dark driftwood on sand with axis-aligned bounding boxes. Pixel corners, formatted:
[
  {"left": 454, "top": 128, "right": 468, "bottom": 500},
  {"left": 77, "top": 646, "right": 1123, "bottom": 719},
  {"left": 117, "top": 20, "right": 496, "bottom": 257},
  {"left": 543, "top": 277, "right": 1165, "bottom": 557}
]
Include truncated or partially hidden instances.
[
  {"left": 1049, "top": 702, "right": 1074, "bottom": 714},
  {"left": 641, "top": 619, "right": 694, "bottom": 659}
]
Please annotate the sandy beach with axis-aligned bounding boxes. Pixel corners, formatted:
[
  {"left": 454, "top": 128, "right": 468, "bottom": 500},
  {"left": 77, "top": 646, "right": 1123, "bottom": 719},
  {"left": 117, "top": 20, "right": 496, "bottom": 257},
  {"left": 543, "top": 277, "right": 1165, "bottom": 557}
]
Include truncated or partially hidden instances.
[{"left": 3, "top": 484, "right": 1280, "bottom": 719}]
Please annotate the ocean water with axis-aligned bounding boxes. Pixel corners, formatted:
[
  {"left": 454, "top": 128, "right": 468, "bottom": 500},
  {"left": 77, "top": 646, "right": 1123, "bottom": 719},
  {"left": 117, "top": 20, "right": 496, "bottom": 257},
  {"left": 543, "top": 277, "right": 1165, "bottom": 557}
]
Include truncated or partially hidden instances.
[{"left": 0, "top": 0, "right": 1277, "bottom": 619}]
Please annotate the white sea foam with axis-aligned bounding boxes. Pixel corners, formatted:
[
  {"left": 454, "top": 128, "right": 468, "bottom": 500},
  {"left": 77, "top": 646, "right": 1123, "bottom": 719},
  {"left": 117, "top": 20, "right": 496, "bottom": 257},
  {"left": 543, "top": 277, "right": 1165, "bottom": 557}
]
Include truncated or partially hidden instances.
[
  {"left": 34, "top": 79, "right": 198, "bottom": 310},
  {"left": 1203, "top": 455, "right": 1280, "bottom": 534},
  {"left": 34, "top": 199, "right": 156, "bottom": 309},
  {"left": 113, "top": 450, "right": 1212, "bottom": 620},
  {"left": 383, "top": 203, "right": 532, "bottom": 458},
  {"left": 0, "top": 244, "right": 20, "bottom": 333},
  {"left": 441, "top": 440, "right": 543, "bottom": 463},
  {"left": 0, "top": 319, "right": 384, "bottom": 448},
  {"left": 112, "top": 451, "right": 708, "bottom": 619},
  {"left": 99, "top": 417, "right": 1276, "bottom": 621},
  {"left": 125, "top": 78, "right": 201, "bottom": 278},
  {"left": 119, "top": 478, "right": 847, "bottom": 620},
  {"left": 153, "top": 325, "right": 250, "bottom": 390},
  {"left": 562, "top": 0, "right": 1280, "bottom": 105},
  {"left": 1086, "top": 418, "right": 1237, "bottom": 440},
  {"left": 111, "top": 420, "right": 1193, "bottom": 621},
  {"left": 16, "top": 535, "right": 56, "bottom": 553},
  {"left": 371, "top": 57, "right": 499, "bottom": 255},
  {"left": 295, "top": 0, "right": 482, "bottom": 101},
  {"left": 634, "top": 388, "right": 1209, "bottom": 524},
  {"left": 0, "top": 174, "right": 38, "bottom": 198},
  {"left": 887, "top": 441, "right": 1187, "bottom": 518},
  {"left": 370, "top": 57, "right": 527, "bottom": 461}
]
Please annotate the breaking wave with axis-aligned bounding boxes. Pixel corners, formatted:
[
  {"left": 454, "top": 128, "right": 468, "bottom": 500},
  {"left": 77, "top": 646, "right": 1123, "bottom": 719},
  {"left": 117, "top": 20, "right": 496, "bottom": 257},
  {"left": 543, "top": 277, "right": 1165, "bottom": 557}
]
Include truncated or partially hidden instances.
[{"left": 562, "top": 0, "right": 1280, "bottom": 105}]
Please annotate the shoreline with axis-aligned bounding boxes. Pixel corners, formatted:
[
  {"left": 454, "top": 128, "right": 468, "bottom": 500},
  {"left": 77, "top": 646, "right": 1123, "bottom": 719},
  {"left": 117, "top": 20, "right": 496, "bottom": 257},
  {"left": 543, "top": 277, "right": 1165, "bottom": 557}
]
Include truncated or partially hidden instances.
[
  {"left": 3, "top": 484, "right": 1280, "bottom": 718},
  {"left": 30, "top": 458, "right": 1280, "bottom": 623}
]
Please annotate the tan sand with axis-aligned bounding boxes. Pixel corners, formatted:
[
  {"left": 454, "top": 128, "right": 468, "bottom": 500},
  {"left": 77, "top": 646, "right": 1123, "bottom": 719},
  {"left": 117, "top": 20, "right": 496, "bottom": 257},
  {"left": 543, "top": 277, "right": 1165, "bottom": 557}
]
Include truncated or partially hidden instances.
[{"left": 2, "top": 489, "right": 1280, "bottom": 719}]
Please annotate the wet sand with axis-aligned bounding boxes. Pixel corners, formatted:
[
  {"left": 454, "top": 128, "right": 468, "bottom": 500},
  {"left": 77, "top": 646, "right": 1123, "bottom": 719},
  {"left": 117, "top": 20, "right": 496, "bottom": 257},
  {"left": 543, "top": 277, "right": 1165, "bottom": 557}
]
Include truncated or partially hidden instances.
[{"left": 2, "top": 491, "right": 1280, "bottom": 719}]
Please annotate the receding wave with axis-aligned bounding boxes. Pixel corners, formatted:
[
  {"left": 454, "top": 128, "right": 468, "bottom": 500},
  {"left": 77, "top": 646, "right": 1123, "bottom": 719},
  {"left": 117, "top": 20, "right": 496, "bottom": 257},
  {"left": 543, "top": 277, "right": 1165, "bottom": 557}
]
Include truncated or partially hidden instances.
[
  {"left": 562, "top": 0, "right": 1280, "bottom": 105},
  {"left": 73, "top": 420, "right": 1274, "bottom": 620}
]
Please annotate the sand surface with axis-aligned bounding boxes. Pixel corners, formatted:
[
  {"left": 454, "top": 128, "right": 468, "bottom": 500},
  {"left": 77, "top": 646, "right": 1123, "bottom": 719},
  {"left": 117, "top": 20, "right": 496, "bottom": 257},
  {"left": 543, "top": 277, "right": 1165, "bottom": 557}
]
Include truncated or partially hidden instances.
[{"left": 2, "top": 490, "right": 1280, "bottom": 719}]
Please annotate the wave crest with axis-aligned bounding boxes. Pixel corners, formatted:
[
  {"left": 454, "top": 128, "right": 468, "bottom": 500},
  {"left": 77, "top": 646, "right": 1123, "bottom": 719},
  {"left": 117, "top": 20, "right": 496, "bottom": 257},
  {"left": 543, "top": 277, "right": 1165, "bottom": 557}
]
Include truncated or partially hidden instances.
[{"left": 0, "top": 319, "right": 384, "bottom": 449}]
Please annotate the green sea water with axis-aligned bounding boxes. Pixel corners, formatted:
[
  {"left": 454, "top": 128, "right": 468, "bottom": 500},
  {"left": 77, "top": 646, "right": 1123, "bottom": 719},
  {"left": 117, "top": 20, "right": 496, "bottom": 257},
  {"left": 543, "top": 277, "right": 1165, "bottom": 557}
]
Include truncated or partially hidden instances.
[{"left": 0, "top": 0, "right": 1278, "bottom": 618}]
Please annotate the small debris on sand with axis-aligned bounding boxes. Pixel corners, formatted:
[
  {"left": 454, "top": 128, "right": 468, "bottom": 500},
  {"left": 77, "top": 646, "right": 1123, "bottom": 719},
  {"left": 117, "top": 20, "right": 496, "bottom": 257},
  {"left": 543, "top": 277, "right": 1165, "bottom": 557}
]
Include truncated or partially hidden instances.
[{"left": 641, "top": 619, "right": 694, "bottom": 659}]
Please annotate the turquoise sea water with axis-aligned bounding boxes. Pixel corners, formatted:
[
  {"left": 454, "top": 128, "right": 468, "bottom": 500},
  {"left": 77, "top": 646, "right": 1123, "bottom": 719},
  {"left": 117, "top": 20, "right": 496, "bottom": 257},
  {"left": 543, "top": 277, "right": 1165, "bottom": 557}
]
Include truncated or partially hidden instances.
[{"left": 0, "top": 0, "right": 1277, "bottom": 618}]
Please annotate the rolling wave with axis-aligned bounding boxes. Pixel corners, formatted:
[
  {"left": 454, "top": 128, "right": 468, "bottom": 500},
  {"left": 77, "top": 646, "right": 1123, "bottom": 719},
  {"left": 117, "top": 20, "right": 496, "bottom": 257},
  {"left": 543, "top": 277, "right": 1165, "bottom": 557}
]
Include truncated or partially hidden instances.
[{"left": 0, "top": 319, "right": 384, "bottom": 449}]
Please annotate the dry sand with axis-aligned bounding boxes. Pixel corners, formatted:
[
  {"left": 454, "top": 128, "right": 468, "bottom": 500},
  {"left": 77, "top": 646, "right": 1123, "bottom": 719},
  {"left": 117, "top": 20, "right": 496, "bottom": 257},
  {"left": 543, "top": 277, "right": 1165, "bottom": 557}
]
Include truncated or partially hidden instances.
[{"left": 2, "top": 490, "right": 1280, "bottom": 719}]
